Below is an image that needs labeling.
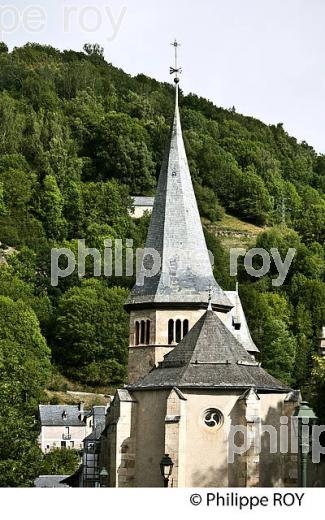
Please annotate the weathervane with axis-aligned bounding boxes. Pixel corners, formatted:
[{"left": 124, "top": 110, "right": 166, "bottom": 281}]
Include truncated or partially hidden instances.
[{"left": 170, "top": 39, "right": 182, "bottom": 84}]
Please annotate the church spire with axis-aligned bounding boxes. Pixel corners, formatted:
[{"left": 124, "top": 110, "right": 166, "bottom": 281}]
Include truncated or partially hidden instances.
[{"left": 126, "top": 43, "right": 231, "bottom": 311}]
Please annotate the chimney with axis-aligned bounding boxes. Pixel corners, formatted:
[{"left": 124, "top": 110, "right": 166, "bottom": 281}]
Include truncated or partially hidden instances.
[
  {"left": 79, "top": 401, "right": 85, "bottom": 421},
  {"left": 318, "top": 327, "right": 325, "bottom": 357}
]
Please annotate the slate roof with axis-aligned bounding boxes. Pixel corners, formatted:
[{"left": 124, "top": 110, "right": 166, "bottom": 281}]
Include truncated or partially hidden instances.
[
  {"left": 132, "top": 196, "right": 155, "bottom": 207},
  {"left": 84, "top": 423, "right": 105, "bottom": 442},
  {"left": 34, "top": 475, "right": 69, "bottom": 488},
  {"left": 84, "top": 406, "right": 107, "bottom": 441},
  {"left": 128, "top": 310, "right": 289, "bottom": 392},
  {"left": 126, "top": 86, "right": 231, "bottom": 311},
  {"left": 224, "top": 291, "right": 259, "bottom": 353},
  {"left": 39, "top": 405, "right": 89, "bottom": 426}
]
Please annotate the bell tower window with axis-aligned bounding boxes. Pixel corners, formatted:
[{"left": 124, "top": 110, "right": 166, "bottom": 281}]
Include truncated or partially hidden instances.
[
  {"left": 140, "top": 320, "right": 146, "bottom": 344},
  {"left": 168, "top": 319, "right": 174, "bottom": 345},
  {"left": 135, "top": 321, "right": 140, "bottom": 346},
  {"left": 183, "top": 319, "right": 189, "bottom": 337},
  {"left": 146, "top": 320, "right": 151, "bottom": 344},
  {"left": 168, "top": 318, "right": 189, "bottom": 345},
  {"left": 176, "top": 319, "right": 182, "bottom": 343},
  {"left": 134, "top": 319, "right": 151, "bottom": 346}
]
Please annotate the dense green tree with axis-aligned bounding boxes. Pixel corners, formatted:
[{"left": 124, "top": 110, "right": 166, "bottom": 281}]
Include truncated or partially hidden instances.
[
  {"left": 237, "top": 167, "right": 272, "bottom": 224},
  {"left": 0, "top": 407, "right": 43, "bottom": 487},
  {"left": 0, "top": 297, "right": 51, "bottom": 400},
  {"left": 0, "top": 93, "right": 25, "bottom": 154},
  {"left": 195, "top": 182, "right": 225, "bottom": 222},
  {"left": 0, "top": 181, "right": 5, "bottom": 215},
  {"left": 83, "top": 43, "right": 104, "bottom": 58},
  {"left": 311, "top": 356, "right": 325, "bottom": 423},
  {"left": 41, "top": 448, "right": 81, "bottom": 476},
  {"left": 240, "top": 288, "right": 296, "bottom": 384},
  {"left": 292, "top": 303, "right": 314, "bottom": 388},
  {"left": 53, "top": 281, "right": 128, "bottom": 385},
  {"left": 204, "top": 227, "right": 232, "bottom": 290},
  {"left": 0, "top": 42, "right": 8, "bottom": 54},
  {"left": 91, "top": 112, "right": 156, "bottom": 193},
  {"left": 0, "top": 297, "right": 51, "bottom": 486},
  {"left": 40, "top": 175, "right": 67, "bottom": 240}
]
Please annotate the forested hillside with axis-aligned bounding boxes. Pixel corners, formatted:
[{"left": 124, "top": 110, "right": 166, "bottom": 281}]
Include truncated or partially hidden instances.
[{"left": 0, "top": 42, "right": 324, "bottom": 484}]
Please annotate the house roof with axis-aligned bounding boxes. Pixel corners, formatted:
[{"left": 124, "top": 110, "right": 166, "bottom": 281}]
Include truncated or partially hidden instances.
[
  {"left": 39, "top": 405, "right": 89, "bottom": 426},
  {"left": 126, "top": 86, "right": 232, "bottom": 312},
  {"left": 128, "top": 310, "right": 289, "bottom": 392},
  {"left": 132, "top": 196, "right": 155, "bottom": 207},
  {"left": 34, "top": 475, "right": 69, "bottom": 488}
]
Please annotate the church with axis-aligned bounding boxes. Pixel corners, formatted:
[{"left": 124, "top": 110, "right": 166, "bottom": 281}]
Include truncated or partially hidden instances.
[{"left": 98, "top": 47, "right": 300, "bottom": 488}]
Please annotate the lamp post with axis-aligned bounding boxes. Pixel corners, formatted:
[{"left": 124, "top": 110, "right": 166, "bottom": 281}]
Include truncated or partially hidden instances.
[
  {"left": 160, "top": 454, "right": 174, "bottom": 488},
  {"left": 293, "top": 401, "right": 317, "bottom": 487},
  {"left": 99, "top": 467, "right": 109, "bottom": 488}
]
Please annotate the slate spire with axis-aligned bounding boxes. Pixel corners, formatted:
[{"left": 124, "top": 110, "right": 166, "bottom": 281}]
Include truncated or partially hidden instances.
[{"left": 126, "top": 83, "right": 232, "bottom": 311}]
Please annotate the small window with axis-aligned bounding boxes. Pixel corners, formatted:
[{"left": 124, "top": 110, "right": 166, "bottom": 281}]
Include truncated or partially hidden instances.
[
  {"left": 70, "top": 441, "right": 74, "bottom": 448},
  {"left": 232, "top": 317, "right": 241, "bottom": 331},
  {"left": 146, "top": 320, "right": 151, "bottom": 344},
  {"left": 183, "top": 319, "right": 189, "bottom": 337},
  {"left": 61, "top": 441, "right": 67, "bottom": 448},
  {"left": 135, "top": 321, "right": 140, "bottom": 346},
  {"left": 168, "top": 319, "right": 174, "bottom": 345},
  {"left": 176, "top": 319, "right": 182, "bottom": 343},
  {"left": 140, "top": 320, "right": 145, "bottom": 344}
]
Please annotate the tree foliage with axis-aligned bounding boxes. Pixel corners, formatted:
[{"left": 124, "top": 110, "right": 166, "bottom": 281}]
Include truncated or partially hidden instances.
[
  {"left": 0, "top": 297, "right": 51, "bottom": 486},
  {"left": 53, "top": 281, "right": 129, "bottom": 385},
  {"left": 41, "top": 449, "right": 81, "bottom": 476}
]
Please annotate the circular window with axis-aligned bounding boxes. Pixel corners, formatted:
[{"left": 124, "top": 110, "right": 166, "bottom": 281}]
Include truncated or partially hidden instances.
[{"left": 203, "top": 408, "right": 224, "bottom": 429}]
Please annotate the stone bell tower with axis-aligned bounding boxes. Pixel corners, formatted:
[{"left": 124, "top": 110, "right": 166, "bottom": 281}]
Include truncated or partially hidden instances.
[{"left": 125, "top": 41, "right": 232, "bottom": 384}]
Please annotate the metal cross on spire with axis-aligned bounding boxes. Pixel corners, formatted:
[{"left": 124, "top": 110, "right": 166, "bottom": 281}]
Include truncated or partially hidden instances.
[{"left": 170, "top": 39, "right": 182, "bottom": 84}]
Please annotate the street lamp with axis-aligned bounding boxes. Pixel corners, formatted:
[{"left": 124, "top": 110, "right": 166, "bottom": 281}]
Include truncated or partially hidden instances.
[
  {"left": 293, "top": 401, "right": 318, "bottom": 487},
  {"left": 99, "top": 467, "right": 109, "bottom": 488},
  {"left": 160, "top": 454, "right": 174, "bottom": 488}
]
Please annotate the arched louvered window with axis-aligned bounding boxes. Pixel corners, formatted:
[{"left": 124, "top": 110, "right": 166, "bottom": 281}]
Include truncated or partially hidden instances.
[
  {"left": 176, "top": 319, "right": 182, "bottom": 343},
  {"left": 140, "top": 320, "right": 146, "bottom": 344},
  {"left": 146, "top": 320, "right": 151, "bottom": 344},
  {"left": 135, "top": 321, "right": 140, "bottom": 346},
  {"left": 168, "top": 319, "right": 174, "bottom": 345},
  {"left": 183, "top": 319, "right": 189, "bottom": 337},
  {"left": 168, "top": 319, "right": 190, "bottom": 344}
]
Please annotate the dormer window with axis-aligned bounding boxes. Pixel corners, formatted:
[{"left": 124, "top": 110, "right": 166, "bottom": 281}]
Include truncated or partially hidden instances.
[
  {"left": 232, "top": 317, "right": 241, "bottom": 331},
  {"left": 62, "top": 411, "right": 67, "bottom": 420}
]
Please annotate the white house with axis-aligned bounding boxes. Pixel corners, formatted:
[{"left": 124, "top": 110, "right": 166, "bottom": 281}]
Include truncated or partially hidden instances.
[
  {"left": 38, "top": 402, "right": 91, "bottom": 453},
  {"left": 130, "top": 197, "right": 154, "bottom": 219}
]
